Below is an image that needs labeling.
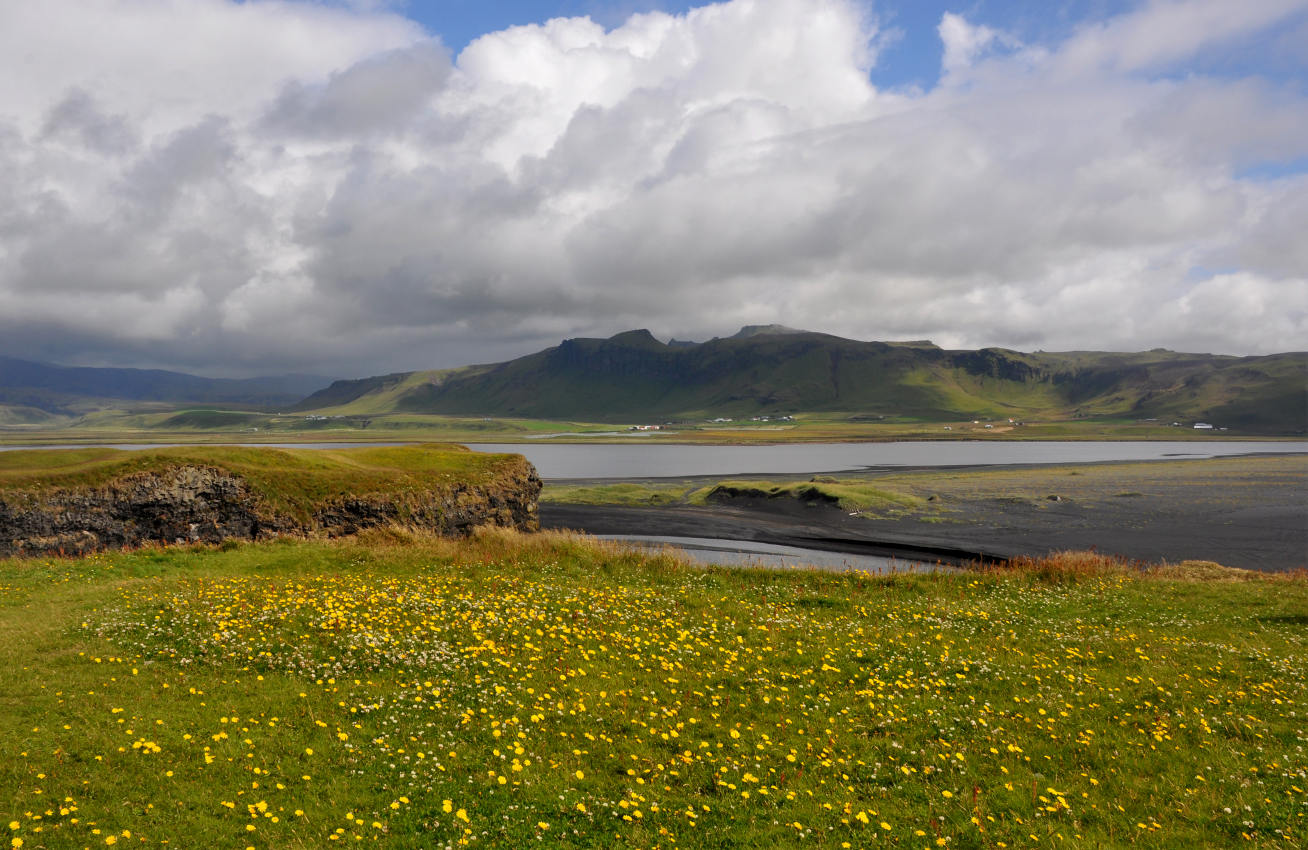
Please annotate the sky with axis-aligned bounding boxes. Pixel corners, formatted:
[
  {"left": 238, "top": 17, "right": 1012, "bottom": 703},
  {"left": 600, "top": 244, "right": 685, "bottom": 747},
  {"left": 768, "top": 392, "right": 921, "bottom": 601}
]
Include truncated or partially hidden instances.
[{"left": 0, "top": 0, "right": 1305, "bottom": 379}]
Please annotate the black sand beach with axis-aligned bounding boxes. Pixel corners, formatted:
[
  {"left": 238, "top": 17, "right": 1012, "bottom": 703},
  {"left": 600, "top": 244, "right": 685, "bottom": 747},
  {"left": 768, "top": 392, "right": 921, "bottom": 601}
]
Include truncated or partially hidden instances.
[{"left": 542, "top": 455, "right": 1308, "bottom": 572}]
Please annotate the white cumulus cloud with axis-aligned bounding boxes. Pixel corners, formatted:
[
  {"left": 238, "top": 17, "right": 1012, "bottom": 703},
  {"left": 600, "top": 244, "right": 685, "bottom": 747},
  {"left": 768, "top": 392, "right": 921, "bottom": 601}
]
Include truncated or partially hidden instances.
[
  {"left": 938, "top": 12, "right": 1007, "bottom": 73},
  {"left": 0, "top": 0, "right": 1304, "bottom": 378}
]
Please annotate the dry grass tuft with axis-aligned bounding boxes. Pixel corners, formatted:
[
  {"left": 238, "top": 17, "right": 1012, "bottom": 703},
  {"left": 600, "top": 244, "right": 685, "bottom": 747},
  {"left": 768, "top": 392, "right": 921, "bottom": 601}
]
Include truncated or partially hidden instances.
[
  {"left": 985, "top": 550, "right": 1139, "bottom": 582},
  {"left": 1150, "top": 559, "right": 1263, "bottom": 581},
  {"left": 983, "top": 550, "right": 1298, "bottom": 583}
]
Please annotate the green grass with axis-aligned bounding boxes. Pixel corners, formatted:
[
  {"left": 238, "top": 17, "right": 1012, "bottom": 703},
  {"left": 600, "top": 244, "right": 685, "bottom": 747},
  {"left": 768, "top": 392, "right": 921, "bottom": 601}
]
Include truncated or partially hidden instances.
[
  {"left": 153, "top": 410, "right": 267, "bottom": 429},
  {"left": 543, "top": 482, "right": 696, "bottom": 506},
  {"left": 5, "top": 406, "right": 1299, "bottom": 447},
  {"left": 542, "top": 478, "right": 925, "bottom": 513},
  {"left": 0, "top": 444, "right": 527, "bottom": 523},
  {"left": 540, "top": 478, "right": 925, "bottom": 514},
  {"left": 0, "top": 405, "right": 67, "bottom": 427},
  {"left": 1, "top": 534, "right": 1304, "bottom": 848}
]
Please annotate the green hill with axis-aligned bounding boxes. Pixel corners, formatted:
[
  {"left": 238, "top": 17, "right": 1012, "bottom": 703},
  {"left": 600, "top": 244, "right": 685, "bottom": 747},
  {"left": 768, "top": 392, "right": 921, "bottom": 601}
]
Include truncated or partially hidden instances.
[
  {"left": 294, "top": 329, "right": 1307, "bottom": 433},
  {"left": 0, "top": 355, "right": 334, "bottom": 415}
]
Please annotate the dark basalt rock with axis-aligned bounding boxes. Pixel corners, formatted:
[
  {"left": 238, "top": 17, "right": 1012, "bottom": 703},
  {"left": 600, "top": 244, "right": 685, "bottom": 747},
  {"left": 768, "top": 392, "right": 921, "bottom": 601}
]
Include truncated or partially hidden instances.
[
  {"left": 0, "top": 461, "right": 541, "bottom": 558},
  {"left": 312, "top": 465, "right": 540, "bottom": 538}
]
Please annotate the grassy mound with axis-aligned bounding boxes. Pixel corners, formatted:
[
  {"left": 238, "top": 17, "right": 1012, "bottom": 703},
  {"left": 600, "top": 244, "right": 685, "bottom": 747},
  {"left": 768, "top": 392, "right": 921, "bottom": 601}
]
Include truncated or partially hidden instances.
[
  {"left": 541, "top": 477, "right": 924, "bottom": 514},
  {"left": 153, "top": 410, "right": 267, "bottom": 430},
  {"left": 0, "top": 444, "right": 530, "bottom": 524},
  {"left": 1, "top": 534, "right": 1304, "bottom": 848},
  {"left": 700, "top": 478, "right": 924, "bottom": 514}
]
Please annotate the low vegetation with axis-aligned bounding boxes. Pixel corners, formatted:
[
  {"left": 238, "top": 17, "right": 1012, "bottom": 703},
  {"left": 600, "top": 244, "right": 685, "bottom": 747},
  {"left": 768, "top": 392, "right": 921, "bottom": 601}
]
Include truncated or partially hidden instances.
[
  {"left": 6, "top": 406, "right": 1297, "bottom": 445},
  {"left": 542, "top": 482, "right": 695, "bottom": 507},
  {"left": 697, "top": 479, "right": 925, "bottom": 515},
  {"left": 540, "top": 477, "right": 926, "bottom": 516},
  {"left": 540, "top": 477, "right": 924, "bottom": 514},
  {"left": 2, "top": 531, "right": 1304, "bottom": 848}
]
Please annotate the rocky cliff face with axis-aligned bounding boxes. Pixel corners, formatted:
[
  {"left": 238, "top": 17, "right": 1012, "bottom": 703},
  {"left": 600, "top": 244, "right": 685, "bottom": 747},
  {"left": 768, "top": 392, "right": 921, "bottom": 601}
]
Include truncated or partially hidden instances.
[
  {"left": 311, "top": 459, "right": 540, "bottom": 539},
  {"left": 0, "top": 460, "right": 540, "bottom": 558}
]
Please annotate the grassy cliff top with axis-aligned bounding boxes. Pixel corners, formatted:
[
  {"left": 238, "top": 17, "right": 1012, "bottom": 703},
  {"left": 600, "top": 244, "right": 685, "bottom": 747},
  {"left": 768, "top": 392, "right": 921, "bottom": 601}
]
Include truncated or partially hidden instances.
[{"left": 0, "top": 444, "right": 531, "bottom": 521}]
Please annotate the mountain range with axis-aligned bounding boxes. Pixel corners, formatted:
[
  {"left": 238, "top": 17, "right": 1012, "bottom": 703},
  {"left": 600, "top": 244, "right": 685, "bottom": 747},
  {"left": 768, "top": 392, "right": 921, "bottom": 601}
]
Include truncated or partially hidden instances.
[
  {"left": 0, "top": 356, "right": 333, "bottom": 424},
  {"left": 294, "top": 327, "right": 1307, "bottom": 433},
  {"left": 3, "top": 328, "right": 1303, "bottom": 434}
]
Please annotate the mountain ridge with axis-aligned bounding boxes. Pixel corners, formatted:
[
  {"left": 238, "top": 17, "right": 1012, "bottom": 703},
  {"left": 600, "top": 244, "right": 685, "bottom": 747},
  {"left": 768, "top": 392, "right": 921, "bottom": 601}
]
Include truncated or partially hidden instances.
[
  {"left": 293, "top": 328, "right": 1307, "bottom": 433},
  {"left": 0, "top": 355, "right": 335, "bottom": 417}
]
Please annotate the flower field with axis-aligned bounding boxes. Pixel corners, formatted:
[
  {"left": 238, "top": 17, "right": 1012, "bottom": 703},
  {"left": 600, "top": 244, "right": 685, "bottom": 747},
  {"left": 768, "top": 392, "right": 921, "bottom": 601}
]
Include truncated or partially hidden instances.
[{"left": 1, "top": 532, "right": 1305, "bottom": 848}]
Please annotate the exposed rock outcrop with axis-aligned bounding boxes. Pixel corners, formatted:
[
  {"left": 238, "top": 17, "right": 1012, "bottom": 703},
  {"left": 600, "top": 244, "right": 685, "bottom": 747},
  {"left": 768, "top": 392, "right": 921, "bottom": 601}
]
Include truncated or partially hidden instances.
[
  {"left": 312, "top": 460, "right": 540, "bottom": 538},
  {"left": 0, "top": 459, "right": 540, "bottom": 558}
]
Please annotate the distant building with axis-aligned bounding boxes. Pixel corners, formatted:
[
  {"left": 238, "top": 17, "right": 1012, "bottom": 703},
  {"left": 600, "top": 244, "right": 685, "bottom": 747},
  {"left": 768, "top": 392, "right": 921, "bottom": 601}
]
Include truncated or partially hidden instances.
[{"left": 1193, "top": 422, "right": 1214, "bottom": 429}]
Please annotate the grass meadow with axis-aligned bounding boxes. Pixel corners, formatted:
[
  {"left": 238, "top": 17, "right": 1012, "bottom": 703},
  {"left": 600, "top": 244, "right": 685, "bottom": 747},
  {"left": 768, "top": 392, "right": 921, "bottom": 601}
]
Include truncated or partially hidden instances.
[
  {"left": 541, "top": 479, "right": 923, "bottom": 516},
  {"left": 1, "top": 531, "right": 1305, "bottom": 848}
]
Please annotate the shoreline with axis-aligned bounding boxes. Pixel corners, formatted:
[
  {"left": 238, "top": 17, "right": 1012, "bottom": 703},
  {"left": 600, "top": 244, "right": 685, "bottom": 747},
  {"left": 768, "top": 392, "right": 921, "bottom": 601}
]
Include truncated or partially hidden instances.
[
  {"left": 3, "top": 432, "right": 1305, "bottom": 448},
  {"left": 542, "top": 503, "right": 1010, "bottom": 568},
  {"left": 541, "top": 455, "right": 1308, "bottom": 573}
]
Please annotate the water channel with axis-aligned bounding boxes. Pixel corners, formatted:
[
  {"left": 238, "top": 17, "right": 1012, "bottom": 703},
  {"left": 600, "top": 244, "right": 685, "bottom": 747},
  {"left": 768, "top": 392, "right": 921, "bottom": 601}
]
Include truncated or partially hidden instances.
[
  {"left": 598, "top": 535, "right": 945, "bottom": 573},
  {"left": 3, "top": 440, "right": 1301, "bottom": 478},
  {"left": 467, "top": 440, "right": 1307, "bottom": 479}
]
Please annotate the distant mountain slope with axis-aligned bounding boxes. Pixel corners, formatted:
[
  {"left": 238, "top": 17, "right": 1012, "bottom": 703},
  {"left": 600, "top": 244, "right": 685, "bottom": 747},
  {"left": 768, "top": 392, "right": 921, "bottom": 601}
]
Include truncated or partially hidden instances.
[
  {"left": 730, "top": 324, "right": 808, "bottom": 339},
  {"left": 0, "top": 356, "right": 335, "bottom": 415},
  {"left": 294, "top": 328, "right": 1307, "bottom": 432}
]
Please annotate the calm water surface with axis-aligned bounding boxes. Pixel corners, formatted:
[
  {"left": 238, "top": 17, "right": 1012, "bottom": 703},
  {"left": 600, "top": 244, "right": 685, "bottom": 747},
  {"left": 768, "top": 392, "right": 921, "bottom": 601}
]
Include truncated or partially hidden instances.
[
  {"left": 469, "top": 440, "right": 1308, "bottom": 479},
  {"left": 2, "top": 440, "right": 1303, "bottom": 480},
  {"left": 600, "top": 535, "right": 941, "bottom": 573}
]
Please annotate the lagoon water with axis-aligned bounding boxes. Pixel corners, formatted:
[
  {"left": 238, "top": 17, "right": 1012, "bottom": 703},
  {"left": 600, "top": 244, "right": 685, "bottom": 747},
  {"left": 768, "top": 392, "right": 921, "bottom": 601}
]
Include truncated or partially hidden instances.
[
  {"left": 469, "top": 440, "right": 1308, "bottom": 479},
  {"left": 600, "top": 535, "right": 941, "bottom": 573},
  {"left": 2, "top": 439, "right": 1303, "bottom": 480}
]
